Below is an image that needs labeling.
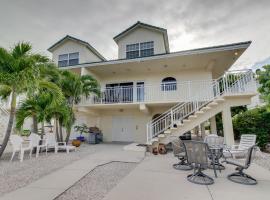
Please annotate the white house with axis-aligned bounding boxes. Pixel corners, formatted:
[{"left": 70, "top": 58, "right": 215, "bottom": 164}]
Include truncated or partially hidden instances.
[{"left": 48, "top": 21, "right": 257, "bottom": 146}]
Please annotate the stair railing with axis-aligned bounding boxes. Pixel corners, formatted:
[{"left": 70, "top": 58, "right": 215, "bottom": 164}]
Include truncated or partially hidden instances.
[{"left": 146, "top": 69, "right": 256, "bottom": 144}]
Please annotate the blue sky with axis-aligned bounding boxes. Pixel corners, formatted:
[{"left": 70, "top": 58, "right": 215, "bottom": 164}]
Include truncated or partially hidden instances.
[{"left": 0, "top": 0, "right": 270, "bottom": 69}]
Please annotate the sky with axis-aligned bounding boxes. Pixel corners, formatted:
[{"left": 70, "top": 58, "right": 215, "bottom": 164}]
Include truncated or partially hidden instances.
[{"left": 0, "top": 0, "right": 270, "bottom": 70}]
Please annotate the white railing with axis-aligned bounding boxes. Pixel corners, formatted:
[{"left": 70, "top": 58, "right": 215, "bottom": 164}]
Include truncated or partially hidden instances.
[
  {"left": 146, "top": 69, "right": 257, "bottom": 144},
  {"left": 80, "top": 79, "right": 217, "bottom": 105}
]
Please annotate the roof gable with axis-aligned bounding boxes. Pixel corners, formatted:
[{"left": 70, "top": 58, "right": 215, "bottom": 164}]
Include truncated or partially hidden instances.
[
  {"left": 48, "top": 35, "right": 106, "bottom": 61},
  {"left": 113, "top": 21, "right": 170, "bottom": 53}
]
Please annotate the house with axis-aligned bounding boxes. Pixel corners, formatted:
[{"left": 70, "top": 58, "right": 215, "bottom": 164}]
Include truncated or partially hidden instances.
[{"left": 48, "top": 21, "right": 257, "bottom": 146}]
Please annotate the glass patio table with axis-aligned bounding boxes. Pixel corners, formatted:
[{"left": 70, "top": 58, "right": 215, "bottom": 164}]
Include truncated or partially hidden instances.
[{"left": 208, "top": 145, "right": 225, "bottom": 174}]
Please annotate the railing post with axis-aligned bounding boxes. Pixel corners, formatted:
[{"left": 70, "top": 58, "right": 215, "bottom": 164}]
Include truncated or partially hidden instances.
[{"left": 170, "top": 109, "right": 174, "bottom": 128}]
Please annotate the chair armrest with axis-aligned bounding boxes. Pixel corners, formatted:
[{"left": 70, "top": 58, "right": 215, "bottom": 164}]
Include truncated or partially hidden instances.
[
  {"left": 57, "top": 142, "right": 67, "bottom": 146},
  {"left": 231, "top": 145, "right": 239, "bottom": 150}
]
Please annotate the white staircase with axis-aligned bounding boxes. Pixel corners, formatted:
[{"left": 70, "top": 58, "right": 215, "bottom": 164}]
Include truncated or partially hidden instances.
[{"left": 146, "top": 70, "right": 257, "bottom": 145}]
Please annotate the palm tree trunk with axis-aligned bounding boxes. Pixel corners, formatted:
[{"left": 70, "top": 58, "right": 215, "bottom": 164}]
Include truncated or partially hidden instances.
[
  {"left": 32, "top": 115, "right": 38, "bottom": 133},
  {"left": 59, "top": 122, "right": 63, "bottom": 142},
  {"left": 0, "top": 91, "right": 17, "bottom": 158},
  {"left": 55, "top": 118, "right": 60, "bottom": 142},
  {"left": 41, "top": 121, "right": 45, "bottom": 139},
  {"left": 65, "top": 103, "right": 74, "bottom": 143}
]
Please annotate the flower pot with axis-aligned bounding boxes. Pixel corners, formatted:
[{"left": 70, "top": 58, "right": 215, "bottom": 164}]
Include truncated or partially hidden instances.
[{"left": 72, "top": 139, "right": 81, "bottom": 147}]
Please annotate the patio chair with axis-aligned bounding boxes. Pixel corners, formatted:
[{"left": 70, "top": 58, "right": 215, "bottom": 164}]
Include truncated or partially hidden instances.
[
  {"left": 10, "top": 135, "right": 32, "bottom": 162},
  {"left": 224, "top": 134, "right": 256, "bottom": 159},
  {"left": 29, "top": 133, "right": 47, "bottom": 157},
  {"left": 183, "top": 140, "right": 216, "bottom": 185},
  {"left": 46, "top": 133, "right": 76, "bottom": 153},
  {"left": 223, "top": 145, "right": 257, "bottom": 185},
  {"left": 171, "top": 139, "right": 193, "bottom": 170}
]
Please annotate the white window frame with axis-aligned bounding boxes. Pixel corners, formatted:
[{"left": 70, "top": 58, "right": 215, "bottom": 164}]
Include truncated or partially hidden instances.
[
  {"left": 58, "top": 52, "right": 79, "bottom": 67},
  {"left": 126, "top": 41, "right": 154, "bottom": 59}
]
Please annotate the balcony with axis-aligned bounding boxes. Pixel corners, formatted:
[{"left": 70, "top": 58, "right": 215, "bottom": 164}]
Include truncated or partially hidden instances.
[{"left": 79, "top": 70, "right": 257, "bottom": 107}]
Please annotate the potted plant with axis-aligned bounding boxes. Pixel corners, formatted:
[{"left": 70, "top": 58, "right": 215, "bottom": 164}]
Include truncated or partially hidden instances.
[{"left": 74, "top": 123, "right": 88, "bottom": 142}]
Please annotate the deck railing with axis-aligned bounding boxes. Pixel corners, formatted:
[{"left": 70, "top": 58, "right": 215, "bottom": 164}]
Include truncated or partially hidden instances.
[{"left": 146, "top": 69, "right": 257, "bottom": 144}]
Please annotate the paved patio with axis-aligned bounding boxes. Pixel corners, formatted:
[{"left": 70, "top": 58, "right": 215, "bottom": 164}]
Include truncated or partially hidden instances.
[{"left": 103, "top": 153, "right": 270, "bottom": 200}]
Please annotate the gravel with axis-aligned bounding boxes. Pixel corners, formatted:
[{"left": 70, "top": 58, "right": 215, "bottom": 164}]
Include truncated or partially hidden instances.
[
  {"left": 55, "top": 162, "right": 137, "bottom": 200},
  {"left": 254, "top": 151, "right": 270, "bottom": 171},
  {"left": 0, "top": 144, "right": 111, "bottom": 196}
]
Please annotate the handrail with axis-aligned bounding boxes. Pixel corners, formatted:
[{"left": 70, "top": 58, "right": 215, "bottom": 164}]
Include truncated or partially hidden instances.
[{"left": 146, "top": 69, "right": 256, "bottom": 144}]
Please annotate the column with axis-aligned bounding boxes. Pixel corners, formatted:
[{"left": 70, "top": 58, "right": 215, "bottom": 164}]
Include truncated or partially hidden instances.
[
  {"left": 200, "top": 122, "right": 206, "bottom": 139},
  {"left": 210, "top": 116, "right": 217, "bottom": 135},
  {"left": 222, "top": 106, "right": 234, "bottom": 146}
]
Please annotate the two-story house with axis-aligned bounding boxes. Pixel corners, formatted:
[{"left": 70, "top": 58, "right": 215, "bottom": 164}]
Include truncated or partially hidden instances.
[{"left": 48, "top": 21, "right": 257, "bottom": 147}]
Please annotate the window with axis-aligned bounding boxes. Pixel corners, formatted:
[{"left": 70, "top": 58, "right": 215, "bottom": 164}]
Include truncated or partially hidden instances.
[
  {"left": 126, "top": 43, "right": 139, "bottom": 59},
  {"left": 126, "top": 41, "right": 154, "bottom": 59},
  {"left": 161, "top": 77, "right": 177, "bottom": 91},
  {"left": 58, "top": 52, "right": 79, "bottom": 67},
  {"left": 140, "top": 41, "right": 154, "bottom": 57}
]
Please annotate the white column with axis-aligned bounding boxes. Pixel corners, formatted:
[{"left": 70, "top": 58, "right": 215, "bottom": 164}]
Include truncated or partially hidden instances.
[
  {"left": 222, "top": 106, "right": 234, "bottom": 146},
  {"left": 200, "top": 122, "right": 206, "bottom": 138},
  {"left": 210, "top": 116, "right": 217, "bottom": 135}
]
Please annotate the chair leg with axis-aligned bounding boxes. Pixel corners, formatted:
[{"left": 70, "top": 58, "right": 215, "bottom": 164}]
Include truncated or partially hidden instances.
[
  {"left": 10, "top": 151, "right": 16, "bottom": 162},
  {"left": 20, "top": 150, "right": 24, "bottom": 162},
  {"left": 46, "top": 146, "right": 48, "bottom": 156},
  {"left": 36, "top": 147, "right": 40, "bottom": 158},
  {"left": 187, "top": 167, "right": 214, "bottom": 185},
  {"left": 227, "top": 170, "right": 257, "bottom": 185}
]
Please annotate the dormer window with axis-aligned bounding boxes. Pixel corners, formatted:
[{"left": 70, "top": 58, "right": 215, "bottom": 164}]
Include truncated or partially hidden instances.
[
  {"left": 126, "top": 41, "right": 154, "bottom": 59},
  {"left": 58, "top": 52, "right": 79, "bottom": 67}
]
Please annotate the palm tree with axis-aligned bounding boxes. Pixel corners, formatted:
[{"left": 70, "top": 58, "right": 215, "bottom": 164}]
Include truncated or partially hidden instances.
[
  {"left": 59, "top": 71, "right": 100, "bottom": 142},
  {"left": 16, "top": 87, "right": 64, "bottom": 139},
  {"left": 0, "top": 42, "right": 47, "bottom": 157}
]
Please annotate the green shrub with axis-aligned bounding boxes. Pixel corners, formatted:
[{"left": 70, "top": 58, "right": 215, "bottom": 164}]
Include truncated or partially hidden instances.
[{"left": 233, "top": 106, "right": 270, "bottom": 148}]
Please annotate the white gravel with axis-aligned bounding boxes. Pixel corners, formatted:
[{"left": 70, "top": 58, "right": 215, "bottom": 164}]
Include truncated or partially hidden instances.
[
  {"left": 0, "top": 144, "right": 113, "bottom": 196},
  {"left": 254, "top": 151, "right": 270, "bottom": 171},
  {"left": 55, "top": 162, "right": 137, "bottom": 200}
]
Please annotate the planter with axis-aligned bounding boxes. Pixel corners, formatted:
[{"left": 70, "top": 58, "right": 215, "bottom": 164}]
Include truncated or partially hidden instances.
[
  {"left": 76, "top": 136, "right": 85, "bottom": 142},
  {"left": 72, "top": 139, "right": 81, "bottom": 147}
]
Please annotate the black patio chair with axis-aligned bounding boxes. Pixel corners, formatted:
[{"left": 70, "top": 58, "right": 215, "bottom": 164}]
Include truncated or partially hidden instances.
[
  {"left": 223, "top": 145, "right": 257, "bottom": 185},
  {"left": 183, "top": 140, "right": 216, "bottom": 185},
  {"left": 171, "top": 139, "right": 193, "bottom": 170}
]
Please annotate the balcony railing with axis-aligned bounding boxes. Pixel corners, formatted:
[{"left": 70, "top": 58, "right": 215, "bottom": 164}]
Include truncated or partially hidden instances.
[{"left": 80, "top": 80, "right": 221, "bottom": 105}]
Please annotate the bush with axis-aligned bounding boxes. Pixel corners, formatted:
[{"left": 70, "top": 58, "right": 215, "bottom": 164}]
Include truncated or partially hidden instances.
[{"left": 233, "top": 106, "right": 270, "bottom": 149}]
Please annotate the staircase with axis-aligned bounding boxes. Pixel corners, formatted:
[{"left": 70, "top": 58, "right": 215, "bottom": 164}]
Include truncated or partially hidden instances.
[{"left": 146, "top": 69, "right": 257, "bottom": 145}]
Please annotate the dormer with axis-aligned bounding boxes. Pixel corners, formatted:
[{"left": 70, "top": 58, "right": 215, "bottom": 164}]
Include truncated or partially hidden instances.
[
  {"left": 48, "top": 35, "right": 106, "bottom": 67},
  {"left": 113, "top": 21, "right": 170, "bottom": 59}
]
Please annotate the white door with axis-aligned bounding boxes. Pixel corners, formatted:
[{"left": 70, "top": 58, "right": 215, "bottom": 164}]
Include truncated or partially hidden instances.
[{"left": 112, "top": 116, "right": 134, "bottom": 142}]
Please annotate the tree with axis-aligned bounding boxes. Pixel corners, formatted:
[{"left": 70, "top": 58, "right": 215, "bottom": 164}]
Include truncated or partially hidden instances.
[
  {"left": 59, "top": 71, "right": 100, "bottom": 142},
  {"left": 0, "top": 42, "right": 48, "bottom": 157},
  {"left": 257, "top": 65, "right": 270, "bottom": 108}
]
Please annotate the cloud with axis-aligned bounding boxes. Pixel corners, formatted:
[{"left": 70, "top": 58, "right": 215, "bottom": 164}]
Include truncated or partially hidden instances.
[{"left": 0, "top": 0, "right": 269, "bottom": 69}]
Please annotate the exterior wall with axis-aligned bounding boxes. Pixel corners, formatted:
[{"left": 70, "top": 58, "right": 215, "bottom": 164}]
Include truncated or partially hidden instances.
[
  {"left": 51, "top": 40, "right": 102, "bottom": 64},
  {"left": 116, "top": 28, "right": 166, "bottom": 59}
]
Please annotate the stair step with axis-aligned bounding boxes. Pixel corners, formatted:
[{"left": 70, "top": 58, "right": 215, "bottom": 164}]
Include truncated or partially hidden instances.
[
  {"left": 215, "top": 98, "right": 225, "bottom": 103},
  {"left": 195, "top": 110, "right": 204, "bottom": 115},
  {"left": 209, "top": 102, "right": 218, "bottom": 106},
  {"left": 183, "top": 119, "right": 191, "bottom": 123},
  {"left": 170, "top": 127, "right": 177, "bottom": 130},
  {"left": 164, "top": 130, "right": 171, "bottom": 134},
  {"left": 188, "top": 115, "right": 197, "bottom": 119},
  {"left": 201, "top": 106, "right": 211, "bottom": 111},
  {"left": 151, "top": 138, "right": 159, "bottom": 143},
  {"left": 158, "top": 134, "right": 165, "bottom": 138}
]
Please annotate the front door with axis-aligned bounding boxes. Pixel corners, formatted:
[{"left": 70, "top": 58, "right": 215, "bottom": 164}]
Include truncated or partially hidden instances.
[{"left": 112, "top": 116, "right": 134, "bottom": 142}]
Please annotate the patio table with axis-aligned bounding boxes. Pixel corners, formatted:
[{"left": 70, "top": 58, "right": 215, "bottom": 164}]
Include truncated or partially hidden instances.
[{"left": 208, "top": 145, "right": 225, "bottom": 176}]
